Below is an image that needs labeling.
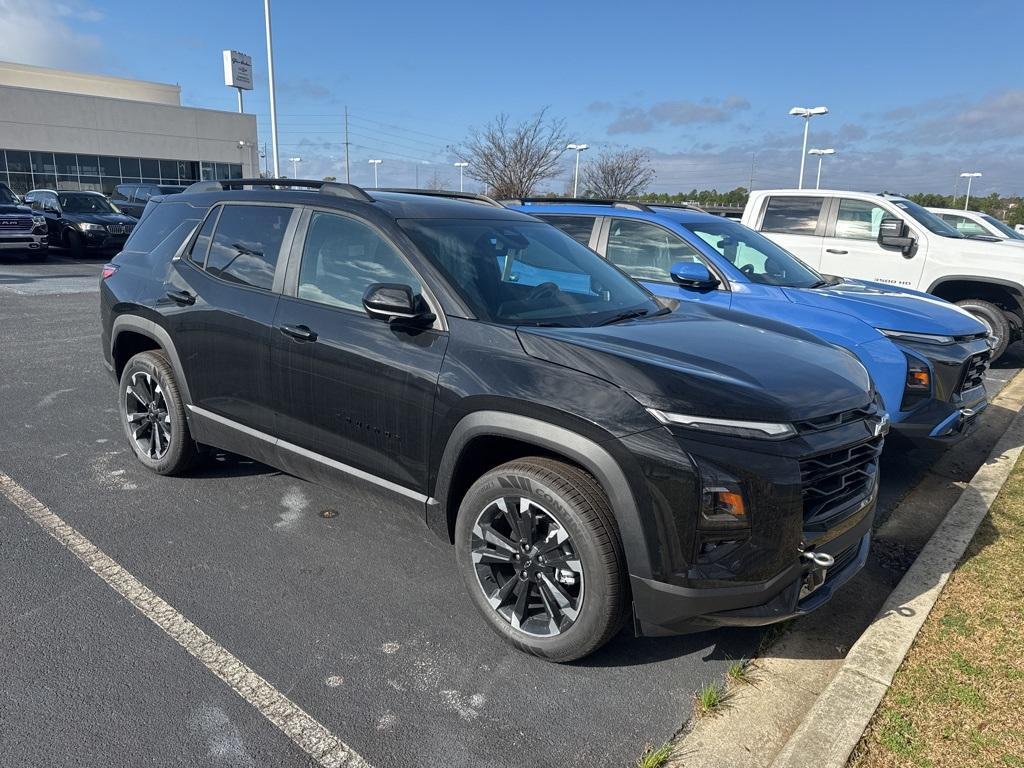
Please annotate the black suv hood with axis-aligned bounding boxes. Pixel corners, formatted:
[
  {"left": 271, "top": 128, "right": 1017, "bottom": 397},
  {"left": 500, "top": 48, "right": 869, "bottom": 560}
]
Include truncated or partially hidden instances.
[
  {"left": 517, "top": 305, "right": 872, "bottom": 423},
  {"left": 64, "top": 212, "right": 136, "bottom": 225},
  {"left": 0, "top": 203, "right": 32, "bottom": 216}
]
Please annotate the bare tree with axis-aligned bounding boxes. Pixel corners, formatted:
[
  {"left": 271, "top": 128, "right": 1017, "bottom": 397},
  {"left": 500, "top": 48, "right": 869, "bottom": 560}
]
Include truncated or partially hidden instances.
[
  {"left": 455, "top": 109, "right": 568, "bottom": 198},
  {"left": 581, "top": 148, "right": 656, "bottom": 198}
]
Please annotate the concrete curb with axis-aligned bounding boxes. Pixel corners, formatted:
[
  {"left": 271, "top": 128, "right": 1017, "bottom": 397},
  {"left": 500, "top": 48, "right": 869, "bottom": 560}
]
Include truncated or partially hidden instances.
[{"left": 769, "top": 402, "right": 1024, "bottom": 768}]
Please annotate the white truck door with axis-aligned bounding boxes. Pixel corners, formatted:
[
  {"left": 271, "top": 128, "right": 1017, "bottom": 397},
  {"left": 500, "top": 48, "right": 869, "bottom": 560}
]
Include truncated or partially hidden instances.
[
  {"left": 820, "top": 197, "right": 927, "bottom": 289},
  {"left": 750, "top": 194, "right": 826, "bottom": 269}
]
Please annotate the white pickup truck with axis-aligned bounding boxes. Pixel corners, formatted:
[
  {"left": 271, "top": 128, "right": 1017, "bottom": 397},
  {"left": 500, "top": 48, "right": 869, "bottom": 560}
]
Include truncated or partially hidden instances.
[{"left": 742, "top": 189, "right": 1023, "bottom": 359}]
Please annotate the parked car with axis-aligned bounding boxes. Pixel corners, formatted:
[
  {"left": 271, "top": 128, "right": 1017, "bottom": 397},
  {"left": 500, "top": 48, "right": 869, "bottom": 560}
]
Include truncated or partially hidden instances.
[
  {"left": 25, "top": 189, "right": 138, "bottom": 256},
  {"left": 101, "top": 180, "right": 885, "bottom": 662},
  {"left": 0, "top": 182, "right": 48, "bottom": 261},
  {"left": 741, "top": 189, "right": 1024, "bottom": 360},
  {"left": 508, "top": 199, "right": 990, "bottom": 446},
  {"left": 927, "top": 207, "right": 1024, "bottom": 245},
  {"left": 111, "top": 183, "right": 186, "bottom": 218}
]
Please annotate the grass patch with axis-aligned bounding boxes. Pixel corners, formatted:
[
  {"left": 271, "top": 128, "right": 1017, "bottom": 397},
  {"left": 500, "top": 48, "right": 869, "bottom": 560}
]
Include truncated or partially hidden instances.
[
  {"left": 635, "top": 743, "right": 673, "bottom": 768},
  {"left": 851, "top": 453, "right": 1024, "bottom": 768},
  {"left": 726, "top": 659, "right": 754, "bottom": 685},
  {"left": 694, "top": 680, "right": 730, "bottom": 718}
]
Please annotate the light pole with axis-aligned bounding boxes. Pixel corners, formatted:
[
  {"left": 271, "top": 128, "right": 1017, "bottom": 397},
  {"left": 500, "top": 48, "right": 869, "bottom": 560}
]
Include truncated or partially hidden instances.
[
  {"left": 263, "top": 0, "right": 280, "bottom": 178},
  {"left": 960, "top": 172, "right": 982, "bottom": 210},
  {"left": 289, "top": 157, "right": 301, "bottom": 178},
  {"left": 368, "top": 159, "right": 382, "bottom": 188},
  {"left": 807, "top": 148, "right": 835, "bottom": 190},
  {"left": 454, "top": 162, "right": 468, "bottom": 192},
  {"left": 566, "top": 143, "right": 589, "bottom": 197},
  {"left": 789, "top": 106, "right": 829, "bottom": 189}
]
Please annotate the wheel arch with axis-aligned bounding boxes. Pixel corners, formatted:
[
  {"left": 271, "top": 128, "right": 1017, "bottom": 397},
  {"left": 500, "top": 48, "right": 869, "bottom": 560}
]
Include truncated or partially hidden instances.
[
  {"left": 928, "top": 276, "right": 1024, "bottom": 316},
  {"left": 110, "top": 316, "right": 193, "bottom": 405},
  {"left": 431, "top": 411, "right": 653, "bottom": 580}
]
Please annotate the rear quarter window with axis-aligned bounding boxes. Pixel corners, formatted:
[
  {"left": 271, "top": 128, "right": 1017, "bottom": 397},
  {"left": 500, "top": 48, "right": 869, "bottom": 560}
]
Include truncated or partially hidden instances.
[
  {"left": 120, "top": 201, "right": 206, "bottom": 263},
  {"left": 760, "top": 196, "right": 824, "bottom": 236}
]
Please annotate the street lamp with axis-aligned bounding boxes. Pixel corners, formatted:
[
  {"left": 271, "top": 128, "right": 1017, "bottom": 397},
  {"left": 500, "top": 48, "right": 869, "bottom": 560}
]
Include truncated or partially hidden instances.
[
  {"left": 566, "top": 143, "right": 589, "bottom": 197},
  {"left": 454, "top": 162, "right": 469, "bottom": 193},
  {"left": 368, "top": 159, "right": 382, "bottom": 188},
  {"left": 789, "top": 106, "right": 829, "bottom": 189},
  {"left": 264, "top": 0, "right": 280, "bottom": 178},
  {"left": 960, "top": 172, "right": 982, "bottom": 210},
  {"left": 289, "top": 157, "right": 302, "bottom": 178},
  {"left": 807, "top": 148, "right": 836, "bottom": 190}
]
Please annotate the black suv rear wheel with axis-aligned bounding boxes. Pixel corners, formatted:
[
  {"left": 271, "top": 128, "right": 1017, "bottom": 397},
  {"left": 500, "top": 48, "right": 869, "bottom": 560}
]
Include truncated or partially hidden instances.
[
  {"left": 119, "top": 350, "right": 196, "bottom": 475},
  {"left": 455, "top": 457, "right": 627, "bottom": 662}
]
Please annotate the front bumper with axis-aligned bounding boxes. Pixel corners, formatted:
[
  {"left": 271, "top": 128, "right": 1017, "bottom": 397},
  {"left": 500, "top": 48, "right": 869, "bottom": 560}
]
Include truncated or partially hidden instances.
[
  {"left": 80, "top": 229, "right": 130, "bottom": 251},
  {"left": 632, "top": 491, "right": 874, "bottom": 635},
  {"left": 0, "top": 232, "right": 48, "bottom": 251}
]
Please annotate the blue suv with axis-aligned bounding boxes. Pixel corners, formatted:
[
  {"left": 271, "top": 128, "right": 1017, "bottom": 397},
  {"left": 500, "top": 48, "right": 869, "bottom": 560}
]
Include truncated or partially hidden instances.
[{"left": 507, "top": 199, "right": 991, "bottom": 446}]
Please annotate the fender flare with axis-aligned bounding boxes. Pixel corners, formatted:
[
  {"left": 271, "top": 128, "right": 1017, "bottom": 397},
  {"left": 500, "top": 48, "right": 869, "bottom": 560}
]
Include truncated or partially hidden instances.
[
  {"left": 110, "top": 315, "right": 193, "bottom": 406},
  {"left": 433, "top": 410, "right": 653, "bottom": 579},
  {"left": 926, "top": 275, "right": 1024, "bottom": 306}
]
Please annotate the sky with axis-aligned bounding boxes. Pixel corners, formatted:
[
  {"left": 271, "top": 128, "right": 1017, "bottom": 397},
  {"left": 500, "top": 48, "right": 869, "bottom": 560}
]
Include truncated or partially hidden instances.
[{"left": 2, "top": 0, "right": 1023, "bottom": 196}]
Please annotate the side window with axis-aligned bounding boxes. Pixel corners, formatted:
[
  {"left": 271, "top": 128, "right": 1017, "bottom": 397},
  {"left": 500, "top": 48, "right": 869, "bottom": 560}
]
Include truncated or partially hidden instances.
[
  {"left": 536, "top": 215, "right": 597, "bottom": 247},
  {"left": 297, "top": 211, "right": 421, "bottom": 311},
  {"left": 188, "top": 207, "right": 219, "bottom": 265},
  {"left": 206, "top": 205, "right": 290, "bottom": 290},
  {"left": 122, "top": 201, "right": 205, "bottom": 255},
  {"left": 760, "top": 196, "right": 824, "bottom": 236},
  {"left": 111, "top": 186, "right": 132, "bottom": 203},
  {"left": 605, "top": 218, "right": 703, "bottom": 282},
  {"left": 133, "top": 186, "right": 154, "bottom": 203},
  {"left": 835, "top": 199, "right": 892, "bottom": 240},
  {"left": 939, "top": 214, "right": 987, "bottom": 237}
]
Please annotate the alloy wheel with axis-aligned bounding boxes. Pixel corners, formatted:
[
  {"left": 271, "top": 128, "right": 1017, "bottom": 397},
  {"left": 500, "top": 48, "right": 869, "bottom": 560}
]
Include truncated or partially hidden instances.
[
  {"left": 471, "top": 496, "right": 584, "bottom": 637},
  {"left": 125, "top": 371, "right": 171, "bottom": 460}
]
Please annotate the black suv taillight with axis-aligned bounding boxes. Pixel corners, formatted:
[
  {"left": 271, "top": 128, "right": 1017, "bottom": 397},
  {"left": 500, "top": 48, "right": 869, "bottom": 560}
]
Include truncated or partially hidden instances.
[{"left": 101, "top": 264, "right": 118, "bottom": 280}]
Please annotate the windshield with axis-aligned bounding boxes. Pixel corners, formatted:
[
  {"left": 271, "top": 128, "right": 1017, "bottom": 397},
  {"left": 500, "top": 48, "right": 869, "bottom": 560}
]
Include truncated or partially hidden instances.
[
  {"left": 680, "top": 218, "right": 824, "bottom": 288},
  {"left": 890, "top": 199, "right": 964, "bottom": 238},
  {"left": 58, "top": 193, "right": 119, "bottom": 214},
  {"left": 0, "top": 185, "right": 18, "bottom": 205},
  {"left": 399, "top": 218, "right": 661, "bottom": 327},
  {"left": 980, "top": 213, "right": 1024, "bottom": 241}
]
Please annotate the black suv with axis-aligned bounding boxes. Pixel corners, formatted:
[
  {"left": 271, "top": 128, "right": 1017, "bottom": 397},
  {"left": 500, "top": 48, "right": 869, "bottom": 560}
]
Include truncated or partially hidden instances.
[
  {"left": 111, "top": 183, "right": 187, "bottom": 219},
  {"left": 100, "top": 179, "right": 887, "bottom": 661},
  {"left": 25, "top": 189, "right": 137, "bottom": 255}
]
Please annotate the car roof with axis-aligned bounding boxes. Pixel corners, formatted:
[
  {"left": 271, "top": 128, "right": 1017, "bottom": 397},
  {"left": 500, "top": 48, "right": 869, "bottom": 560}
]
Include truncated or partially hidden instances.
[
  {"left": 927, "top": 207, "right": 984, "bottom": 216},
  {"left": 511, "top": 199, "right": 722, "bottom": 225},
  {"left": 752, "top": 189, "right": 910, "bottom": 201},
  {"left": 176, "top": 180, "right": 532, "bottom": 222}
]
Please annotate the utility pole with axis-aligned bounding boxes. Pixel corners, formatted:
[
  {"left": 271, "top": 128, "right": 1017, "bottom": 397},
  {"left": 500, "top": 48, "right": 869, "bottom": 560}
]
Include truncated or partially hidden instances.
[
  {"left": 749, "top": 152, "right": 756, "bottom": 192},
  {"left": 344, "top": 106, "right": 351, "bottom": 183}
]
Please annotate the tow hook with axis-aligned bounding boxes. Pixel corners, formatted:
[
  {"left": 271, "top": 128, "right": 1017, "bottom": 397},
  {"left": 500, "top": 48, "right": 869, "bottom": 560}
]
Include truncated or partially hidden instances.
[{"left": 799, "top": 550, "right": 835, "bottom": 597}]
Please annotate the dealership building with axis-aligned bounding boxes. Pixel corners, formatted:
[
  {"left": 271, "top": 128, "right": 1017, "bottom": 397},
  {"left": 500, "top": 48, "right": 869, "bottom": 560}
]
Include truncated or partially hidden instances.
[{"left": 0, "top": 61, "right": 259, "bottom": 195}]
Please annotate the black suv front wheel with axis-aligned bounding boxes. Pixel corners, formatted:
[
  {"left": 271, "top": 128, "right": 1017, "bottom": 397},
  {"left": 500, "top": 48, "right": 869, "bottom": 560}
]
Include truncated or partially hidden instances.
[
  {"left": 119, "top": 350, "right": 197, "bottom": 475},
  {"left": 455, "top": 458, "right": 628, "bottom": 662}
]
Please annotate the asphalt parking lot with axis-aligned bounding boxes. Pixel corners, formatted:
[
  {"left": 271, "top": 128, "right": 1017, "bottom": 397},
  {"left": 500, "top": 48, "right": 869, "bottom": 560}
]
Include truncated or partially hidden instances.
[{"left": 2, "top": 251, "right": 1021, "bottom": 768}]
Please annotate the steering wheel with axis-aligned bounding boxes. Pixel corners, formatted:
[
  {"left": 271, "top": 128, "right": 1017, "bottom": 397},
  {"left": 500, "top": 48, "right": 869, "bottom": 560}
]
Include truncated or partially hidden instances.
[
  {"left": 527, "top": 281, "right": 561, "bottom": 303},
  {"left": 740, "top": 264, "right": 756, "bottom": 277}
]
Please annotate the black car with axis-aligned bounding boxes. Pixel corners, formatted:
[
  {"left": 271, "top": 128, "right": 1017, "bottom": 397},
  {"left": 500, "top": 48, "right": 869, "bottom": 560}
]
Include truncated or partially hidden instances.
[
  {"left": 0, "top": 182, "right": 49, "bottom": 261},
  {"left": 25, "top": 189, "right": 137, "bottom": 255},
  {"left": 111, "top": 183, "right": 186, "bottom": 218},
  {"left": 100, "top": 179, "right": 886, "bottom": 662}
]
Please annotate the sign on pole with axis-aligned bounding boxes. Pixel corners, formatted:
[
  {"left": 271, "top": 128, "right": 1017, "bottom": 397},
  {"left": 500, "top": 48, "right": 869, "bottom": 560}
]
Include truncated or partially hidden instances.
[{"left": 223, "top": 50, "right": 254, "bottom": 90}]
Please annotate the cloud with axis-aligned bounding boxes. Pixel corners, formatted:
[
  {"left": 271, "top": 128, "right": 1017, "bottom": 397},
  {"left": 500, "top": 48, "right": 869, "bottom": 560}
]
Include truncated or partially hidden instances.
[
  {"left": 587, "top": 100, "right": 614, "bottom": 113},
  {"left": 0, "top": 0, "right": 105, "bottom": 70},
  {"left": 606, "top": 96, "right": 750, "bottom": 135},
  {"left": 875, "top": 88, "right": 1024, "bottom": 146}
]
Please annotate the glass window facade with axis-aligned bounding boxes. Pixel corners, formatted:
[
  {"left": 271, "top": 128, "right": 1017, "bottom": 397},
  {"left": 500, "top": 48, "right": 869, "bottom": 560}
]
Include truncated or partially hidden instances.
[{"left": 0, "top": 149, "right": 241, "bottom": 195}]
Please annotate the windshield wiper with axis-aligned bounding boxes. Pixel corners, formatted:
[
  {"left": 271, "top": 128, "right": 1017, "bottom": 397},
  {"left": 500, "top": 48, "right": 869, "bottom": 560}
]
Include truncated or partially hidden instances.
[{"left": 598, "top": 306, "right": 670, "bottom": 326}]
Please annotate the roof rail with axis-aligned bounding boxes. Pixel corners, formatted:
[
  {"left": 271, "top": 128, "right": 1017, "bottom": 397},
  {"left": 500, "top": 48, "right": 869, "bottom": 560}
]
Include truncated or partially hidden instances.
[
  {"left": 375, "top": 188, "right": 505, "bottom": 208},
  {"left": 644, "top": 201, "right": 708, "bottom": 213},
  {"left": 181, "top": 178, "right": 375, "bottom": 203},
  {"left": 504, "top": 197, "right": 654, "bottom": 213}
]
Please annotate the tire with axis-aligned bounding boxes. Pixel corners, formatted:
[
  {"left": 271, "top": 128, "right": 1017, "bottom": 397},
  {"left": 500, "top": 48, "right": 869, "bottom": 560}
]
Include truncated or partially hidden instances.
[
  {"left": 454, "top": 457, "right": 628, "bottom": 662},
  {"left": 956, "top": 299, "right": 1009, "bottom": 361},
  {"left": 64, "top": 229, "right": 84, "bottom": 257},
  {"left": 119, "top": 350, "right": 197, "bottom": 475}
]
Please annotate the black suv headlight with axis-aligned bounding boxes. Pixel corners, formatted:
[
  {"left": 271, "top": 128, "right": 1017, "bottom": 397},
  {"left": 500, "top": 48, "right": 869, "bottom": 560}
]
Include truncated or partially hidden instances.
[{"left": 647, "top": 408, "right": 796, "bottom": 440}]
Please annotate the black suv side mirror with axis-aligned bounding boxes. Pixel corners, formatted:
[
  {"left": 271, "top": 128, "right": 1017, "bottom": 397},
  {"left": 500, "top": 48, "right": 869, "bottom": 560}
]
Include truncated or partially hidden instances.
[
  {"left": 362, "top": 283, "right": 436, "bottom": 325},
  {"left": 877, "top": 218, "right": 916, "bottom": 256},
  {"left": 670, "top": 261, "right": 720, "bottom": 290}
]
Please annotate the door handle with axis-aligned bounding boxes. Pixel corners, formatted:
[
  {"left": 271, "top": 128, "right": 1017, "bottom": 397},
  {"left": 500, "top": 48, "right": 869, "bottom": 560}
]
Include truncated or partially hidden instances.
[
  {"left": 826, "top": 248, "right": 849, "bottom": 255},
  {"left": 165, "top": 289, "right": 195, "bottom": 305},
  {"left": 280, "top": 324, "right": 318, "bottom": 342}
]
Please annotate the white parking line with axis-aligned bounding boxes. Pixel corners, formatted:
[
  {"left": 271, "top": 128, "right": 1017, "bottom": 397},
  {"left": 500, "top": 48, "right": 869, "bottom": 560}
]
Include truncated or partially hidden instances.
[{"left": 0, "top": 472, "right": 371, "bottom": 768}]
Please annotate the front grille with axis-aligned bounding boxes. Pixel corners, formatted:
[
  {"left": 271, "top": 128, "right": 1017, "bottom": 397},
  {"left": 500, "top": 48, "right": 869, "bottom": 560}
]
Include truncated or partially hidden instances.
[
  {"left": 827, "top": 541, "right": 860, "bottom": 579},
  {"left": 958, "top": 351, "right": 990, "bottom": 394},
  {"left": 800, "top": 436, "right": 883, "bottom": 525},
  {"left": 793, "top": 401, "right": 880, "bottom": 435},
  {"left": 106, "top": 224, "right": 134, "bottom": 235},
  {"left": 0, "top": 216, "right": 32, "bottom": 232}
]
